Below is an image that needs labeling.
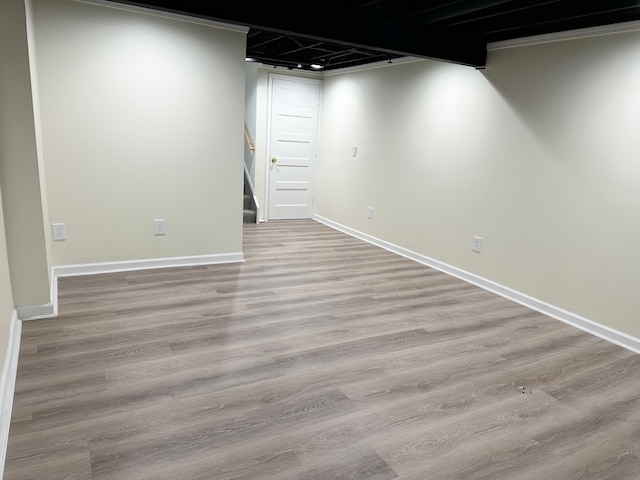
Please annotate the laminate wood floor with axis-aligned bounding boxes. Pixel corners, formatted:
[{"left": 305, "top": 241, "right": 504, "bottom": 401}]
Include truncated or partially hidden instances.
[{"left": 5, "top": 220, "right": 640, "bottom": 479}]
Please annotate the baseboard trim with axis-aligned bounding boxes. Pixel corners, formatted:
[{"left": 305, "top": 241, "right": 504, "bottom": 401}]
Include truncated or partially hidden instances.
[
  {"left": 16, "top": 303, "right": 55, "bottom": 321},
  {"left": 0, "top": 311, "right": 21, "bottom": 476},
  {"left": 313, "top": 215, "right": 640, "bottom": 355},
  {"left": 53, "top": 253, "right": 245, "bottom": 278}
]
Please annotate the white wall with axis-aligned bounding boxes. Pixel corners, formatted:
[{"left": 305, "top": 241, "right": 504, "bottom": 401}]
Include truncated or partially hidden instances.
[
  {"left": 0, "top": 181, "right": 16, "bottom": 478},
  {"left": 0, "top": 2, "right": 42, "bottom": 463},
  {"left": 255, "top": 68, "right": 269, "bottom": 222},
  {"left": 25, "top": 0, "right": 54, "bottom": 284},
  {"left": 32, "top": 0, "right": 247, "bottom": 266},
  {"left": 316, "top": 31, "right": 640, "bottom": 339},
  {"left": 0, "top": 1, "right": 39, "bottom": 454},
  {"left": 0, "top": 190, "right": 14, "bottom": 368},
  {"left": 0, "top": 0, "right": 51, "bottom": 310}
]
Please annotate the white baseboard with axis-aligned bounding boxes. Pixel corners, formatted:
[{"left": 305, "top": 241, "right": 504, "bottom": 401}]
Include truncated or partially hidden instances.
[
  {"left": 17, "top": 263, "right": 61, "bottom": 321},
  {"left": 53, "top": 253, "right": 244, "bottom": 278},
  {"left": 314, "top": 215, "right": 640, "bottom": 355},
  {"left": 16, "top": 303, "right": 55, "bottom": 321},
  {"left": 0, "top": 311, "right": 21, "bottom": 477}
]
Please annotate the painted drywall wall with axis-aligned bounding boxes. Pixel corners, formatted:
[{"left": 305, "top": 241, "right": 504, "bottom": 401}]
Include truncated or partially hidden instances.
[
  {"left": 316, "top": 31, "right": 640, "bottom": 338},
  {"left": 255, "top": 69, "right": 269, "bottom": 222},
  {"left": 0, "top": 0, "right": 51, "bottom": 309},
  {"left": 25, "top": 0, "right": 54, "bottom": 284},
  {"left": 32, "top": 0, "right": 247, "bottom": 266},
  {"left": 0, "top": 188, "right": 15, "bottom": 366},
  {"left": 0, "top": 183, "right": 17, "bottom": 479}
]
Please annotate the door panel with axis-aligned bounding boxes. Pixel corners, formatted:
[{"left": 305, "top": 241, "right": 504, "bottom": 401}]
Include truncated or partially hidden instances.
[{"left": 268, "top": 77, "right": 321, "bottom": 220}]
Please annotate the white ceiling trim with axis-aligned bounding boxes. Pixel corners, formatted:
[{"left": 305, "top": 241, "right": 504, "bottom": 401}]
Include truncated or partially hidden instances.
[
  {"left": 74, "top": 0, "right": 249, "bottom": 33},
  {"left": 489, "top": 19, "right": 640, "bottom": 50}
]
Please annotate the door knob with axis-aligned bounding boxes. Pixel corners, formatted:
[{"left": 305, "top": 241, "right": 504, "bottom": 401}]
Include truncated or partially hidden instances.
[{"left": 271, "top": 157, "right": 277, "bottom": 164}]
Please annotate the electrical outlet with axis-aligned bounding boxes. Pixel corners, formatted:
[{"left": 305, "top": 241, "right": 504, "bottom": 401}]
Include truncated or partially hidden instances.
[
  {"left": 472, "top": 236, "right": 482, "bottom": 253},
  {"left": 352, "top": 146, "right": 358, "bottom": 157},
  {"left": 367, "top": 207, "right": 374, "bottom": 220},
  {"left": 52, "top": 223, "right": 66, "bottom": 241},
  {"left": 154, "top": 219, "right": 166, "bottom": 236}
]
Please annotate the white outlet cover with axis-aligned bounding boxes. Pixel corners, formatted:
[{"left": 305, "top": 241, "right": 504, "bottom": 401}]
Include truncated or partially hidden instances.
[
  {"left": 367, "top": 207, "right": 374, "bottom": 219},
  {"left": 472, "top": 236, "right": 483, "bottom": 253},
  {"left": 154, "top": 219, "right": 166, "bottom": 236},
  {"left": 52, "top": 223, "right": 66, "bottom": 241}
]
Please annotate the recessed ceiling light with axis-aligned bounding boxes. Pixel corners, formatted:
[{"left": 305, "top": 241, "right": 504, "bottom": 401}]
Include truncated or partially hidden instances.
[{"left": 311, "top": 64, "right": 323, "bottom": 69}]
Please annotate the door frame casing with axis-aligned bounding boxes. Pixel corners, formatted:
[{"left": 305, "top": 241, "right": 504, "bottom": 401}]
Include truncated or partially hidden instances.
[{"left": 265, "top": 73, "right": 322, "bottom": 221}]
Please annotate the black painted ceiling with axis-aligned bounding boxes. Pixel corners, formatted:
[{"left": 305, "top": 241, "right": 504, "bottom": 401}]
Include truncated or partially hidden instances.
[{"left": 107, "top": 1, "right": 640, "bottom": 71}]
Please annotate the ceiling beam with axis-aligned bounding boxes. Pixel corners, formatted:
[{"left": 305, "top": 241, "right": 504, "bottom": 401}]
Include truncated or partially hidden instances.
[
  {"left": 453, "top": 0, "right": 640, "bottom": 41},
  {"left": 105, "top": 0, "right": 487, "bottom": 67},
  {"left": 382, "top": 0, "right": 521, "bottom": 23}
]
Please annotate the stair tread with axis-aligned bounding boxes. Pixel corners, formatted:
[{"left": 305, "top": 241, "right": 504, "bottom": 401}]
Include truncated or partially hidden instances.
[{"left": 243, "top": 208, "right": 257, "bottom": 224}]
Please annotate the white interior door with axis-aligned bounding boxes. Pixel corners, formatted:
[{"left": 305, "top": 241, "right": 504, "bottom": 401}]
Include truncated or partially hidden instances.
[{"left": 268, "top": 75, "right": 321, "bottom": 220}]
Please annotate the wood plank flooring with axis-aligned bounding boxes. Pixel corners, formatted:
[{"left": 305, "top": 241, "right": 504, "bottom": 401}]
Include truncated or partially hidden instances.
[{"left": 5, "top": 219, "right": 640, "bottom": 479}]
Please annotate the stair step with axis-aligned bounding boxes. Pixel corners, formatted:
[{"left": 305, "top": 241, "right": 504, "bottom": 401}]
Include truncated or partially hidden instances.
[
  {"left": 243, "top": 209, "right": 256, "bottom": 224},
  {"left": 243, "top": 194, "right": 251, "bottom": 210}
]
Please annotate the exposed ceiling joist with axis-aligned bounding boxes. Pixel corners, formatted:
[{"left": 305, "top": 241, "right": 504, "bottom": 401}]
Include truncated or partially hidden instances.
[
  {"left": 94, "top": 1, "right": 640, "bottom": 71},
  {"left": 107, "top": 0, "right": 488, "bottom": 67}
]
